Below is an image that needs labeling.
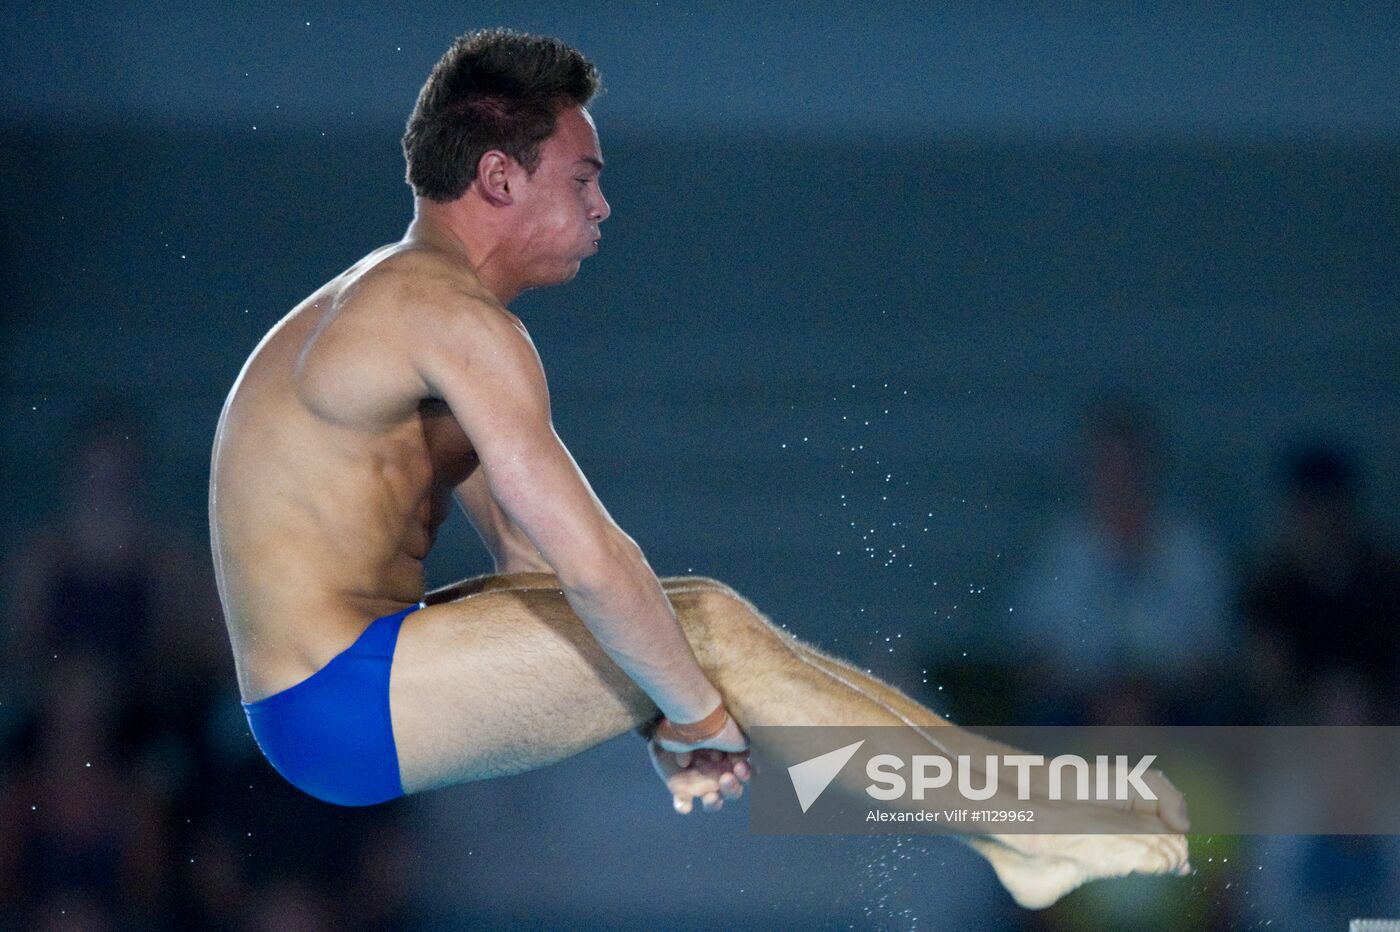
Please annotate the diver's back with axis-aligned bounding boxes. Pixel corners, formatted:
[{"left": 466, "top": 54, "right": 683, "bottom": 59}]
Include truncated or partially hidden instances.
[{"left": 210, "top": 246, "right": 445, "bottom": 701}]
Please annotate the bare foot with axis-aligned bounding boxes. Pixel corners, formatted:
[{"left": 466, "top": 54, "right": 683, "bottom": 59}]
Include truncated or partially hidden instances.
[
  {"left": 969, "top": 832, "right": 1190, "bottom": 909},
  {"left": 974, "top": 772, "right": 1192, "bottom": 912},
  {"left": 966, "top": 779, "right": 1191, "bottom": 911}
]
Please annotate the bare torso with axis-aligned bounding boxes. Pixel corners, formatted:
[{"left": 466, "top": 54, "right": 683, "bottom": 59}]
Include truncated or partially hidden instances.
[{"left": 210, "top": 243, "right": 497, "bottom": 701}]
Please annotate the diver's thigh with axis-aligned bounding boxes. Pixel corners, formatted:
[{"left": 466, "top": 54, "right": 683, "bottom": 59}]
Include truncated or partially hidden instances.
[{"left": 388, "top": 587, "right": 652, "bottom": 793}]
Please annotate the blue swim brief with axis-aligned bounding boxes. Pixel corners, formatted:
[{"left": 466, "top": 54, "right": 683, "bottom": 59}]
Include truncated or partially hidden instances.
[{"left": 243, "top": 602, "right": 421, "bottom": 806}]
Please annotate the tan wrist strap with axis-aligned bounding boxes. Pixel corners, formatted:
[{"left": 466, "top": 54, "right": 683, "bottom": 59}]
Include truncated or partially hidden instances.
[{"left": 656, "top": 703, "right": 729, "bottom": 744}]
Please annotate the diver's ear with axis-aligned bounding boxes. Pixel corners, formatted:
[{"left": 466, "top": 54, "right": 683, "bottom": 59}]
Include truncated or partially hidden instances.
[{"left": 475, "top": 150, "right": 515, "bottom": 206}]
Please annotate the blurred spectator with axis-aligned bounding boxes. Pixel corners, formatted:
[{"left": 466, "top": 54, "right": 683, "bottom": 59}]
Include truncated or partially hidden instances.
[
  {"left": 2, "top": 400, "right": 228, "bottom": 814},
  {"left": 1013, "top": 399, "right": 1234, "bottom": 723},
  {"left": 1241, "top": 442, "right": 1400, "bottom": 723},
  {"left": 0, "top": 400, "right": 422, "bottom": 927},
  {"left": 1244, "top": 670, "right": 1400, "bottom": 927},
  {"left": 1236, "top": 446, "right": 1400, "bottom": 927},
  {"left": 0, "top": 401, "right": 219, "bottom": 924},
  {"left": 4, "top": 399, "right": 223, "bottom": 682}
]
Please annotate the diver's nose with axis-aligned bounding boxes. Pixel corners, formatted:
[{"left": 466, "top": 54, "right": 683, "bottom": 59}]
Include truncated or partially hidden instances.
[{"left": 592, "top": 186, "right": 611, "bottom": 223}]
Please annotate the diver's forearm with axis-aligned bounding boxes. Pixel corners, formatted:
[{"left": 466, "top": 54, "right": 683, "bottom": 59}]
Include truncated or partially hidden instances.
[{"left": 563, "top": 555, "right": 722, "bottom": 723}]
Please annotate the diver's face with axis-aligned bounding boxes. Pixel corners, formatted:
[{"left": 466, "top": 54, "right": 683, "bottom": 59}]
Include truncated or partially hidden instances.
[{"left": 514, "top": 105, "right": 610, "bottom": 285}]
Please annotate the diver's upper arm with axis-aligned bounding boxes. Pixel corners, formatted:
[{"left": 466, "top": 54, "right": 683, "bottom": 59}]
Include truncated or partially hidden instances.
[
  {"left": 454, "top": 466, "right": 550, "bottom": 571},
  {"left": 414, "top": 301, "right": 626, "bottom": 587}
]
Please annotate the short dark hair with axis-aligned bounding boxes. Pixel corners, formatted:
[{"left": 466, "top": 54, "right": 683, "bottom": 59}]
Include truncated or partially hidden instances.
[{"left": 403, "top": 29, "right": 601, "bottom": 203}]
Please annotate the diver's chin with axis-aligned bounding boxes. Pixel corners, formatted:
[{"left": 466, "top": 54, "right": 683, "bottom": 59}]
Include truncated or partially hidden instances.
[{"left": 535, "top": 255, "right": 586, "bottom": 288}]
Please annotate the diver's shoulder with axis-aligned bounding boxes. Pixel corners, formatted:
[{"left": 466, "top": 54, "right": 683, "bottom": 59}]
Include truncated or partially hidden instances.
[{"left": 353, "top": 243, "right": 501, "bottom": 317}]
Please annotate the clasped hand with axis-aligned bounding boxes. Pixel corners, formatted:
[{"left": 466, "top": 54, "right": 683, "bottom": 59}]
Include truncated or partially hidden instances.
[{"left": 645, "top": 713, "right": 750, "bottom": 814}]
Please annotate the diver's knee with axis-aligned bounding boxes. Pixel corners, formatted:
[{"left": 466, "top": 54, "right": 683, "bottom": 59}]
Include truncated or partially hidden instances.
[{"left": 677, "top": 587, "right": 773, "bottom": 649}]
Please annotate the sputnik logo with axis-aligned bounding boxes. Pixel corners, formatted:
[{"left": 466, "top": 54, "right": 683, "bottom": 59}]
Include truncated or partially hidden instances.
[{"left": 787, "top": 740, "right": 865, "bottom": 813}]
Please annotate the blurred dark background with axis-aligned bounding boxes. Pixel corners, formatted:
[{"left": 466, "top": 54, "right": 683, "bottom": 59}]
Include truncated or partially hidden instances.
[{"left": 3, "top": 2, "right": 1397, "bottom": 929}]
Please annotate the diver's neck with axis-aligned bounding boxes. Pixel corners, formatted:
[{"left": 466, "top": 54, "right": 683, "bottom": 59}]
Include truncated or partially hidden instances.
[{"left": 406, "top": 200, "right": 525, "bottom": 305}]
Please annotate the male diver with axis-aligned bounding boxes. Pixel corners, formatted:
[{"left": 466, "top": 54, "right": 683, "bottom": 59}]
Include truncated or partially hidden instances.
[{"left": 209, "top": 29, "right": 1188, "bottom": 909}]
